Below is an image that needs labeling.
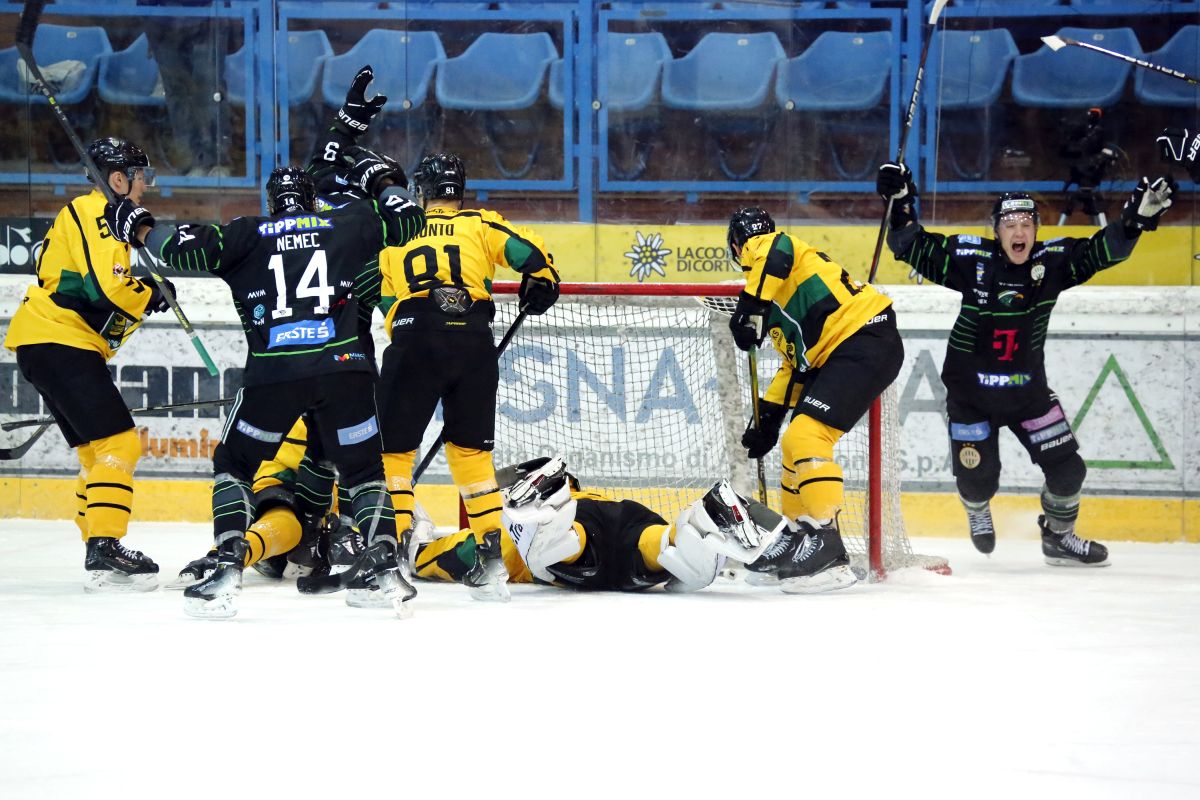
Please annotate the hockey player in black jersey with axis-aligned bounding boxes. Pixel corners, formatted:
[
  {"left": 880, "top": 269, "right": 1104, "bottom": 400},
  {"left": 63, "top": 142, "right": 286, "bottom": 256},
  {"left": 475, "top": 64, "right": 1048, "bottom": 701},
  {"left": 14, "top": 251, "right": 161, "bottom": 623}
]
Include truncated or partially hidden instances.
[
  {"left": 104, "top": 150, "right": 426, "bottom": 617},
  {"left": 877, "top": 163, "right": 1175, "bottom": 566}
]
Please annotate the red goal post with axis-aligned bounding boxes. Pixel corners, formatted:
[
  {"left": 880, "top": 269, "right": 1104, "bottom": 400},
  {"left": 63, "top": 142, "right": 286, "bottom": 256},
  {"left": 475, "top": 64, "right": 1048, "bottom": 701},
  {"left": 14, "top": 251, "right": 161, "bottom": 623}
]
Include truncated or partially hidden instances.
[{"left": 488, "top": 281, "right": 949, "bottom": 580}]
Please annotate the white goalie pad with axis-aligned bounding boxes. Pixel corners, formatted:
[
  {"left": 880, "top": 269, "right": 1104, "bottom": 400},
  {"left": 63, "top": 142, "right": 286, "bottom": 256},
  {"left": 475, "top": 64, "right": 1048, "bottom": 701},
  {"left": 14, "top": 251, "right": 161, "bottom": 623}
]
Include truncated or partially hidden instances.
[
  {"left": 660, "top": 515, "right": 724, "bottom": 593},
  {"left": 690, "top": 480, "right": 787, "bottom": 564},
  {"left": 501, "top": 479, "right": 579, "bottom": 583}
]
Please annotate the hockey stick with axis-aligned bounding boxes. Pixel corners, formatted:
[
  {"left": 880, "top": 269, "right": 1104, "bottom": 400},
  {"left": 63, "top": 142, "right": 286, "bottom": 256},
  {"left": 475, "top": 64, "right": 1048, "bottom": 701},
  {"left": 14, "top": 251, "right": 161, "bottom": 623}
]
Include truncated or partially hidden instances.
[
  {"left": 867, "top": 0, "right": 949, "bottom": 283},
  {"left": 1, "top": 397, "right": 233, "bottom": 432},
  {"left": 15, "top": 0, "right": 218, "bottom": 378},
  {"left": 746, "top": 346, "right": 769, "bottom": 505},
  {"left": 410, "top": 309, "right": 530, "bottom": 486},
  {"left": 0, "top": 422, "right": 52, "bottom": 460},
  {"left": 1042, "top": 35, "right": 1200, "bottom": 86}
]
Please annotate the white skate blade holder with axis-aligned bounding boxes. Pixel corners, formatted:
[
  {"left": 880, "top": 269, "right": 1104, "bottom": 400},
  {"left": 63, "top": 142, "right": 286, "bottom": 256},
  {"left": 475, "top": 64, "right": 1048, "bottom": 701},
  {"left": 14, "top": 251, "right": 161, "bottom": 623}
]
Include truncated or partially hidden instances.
[
  {"left": 85, "top": 571, "right": 158, "bottom": 593},
  {"left": 779, "top": 564, "right": 858, "bottom": 595},
  {"left": 183, "top": 593, "right": 239, "bottom": 620}
]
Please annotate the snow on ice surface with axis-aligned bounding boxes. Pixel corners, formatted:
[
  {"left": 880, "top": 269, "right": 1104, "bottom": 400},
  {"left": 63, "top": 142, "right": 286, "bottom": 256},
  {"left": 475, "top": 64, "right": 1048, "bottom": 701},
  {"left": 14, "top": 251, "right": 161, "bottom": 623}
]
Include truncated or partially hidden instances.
[{"left": 1, "top": 521, "right": 1198, "bottom": 800}]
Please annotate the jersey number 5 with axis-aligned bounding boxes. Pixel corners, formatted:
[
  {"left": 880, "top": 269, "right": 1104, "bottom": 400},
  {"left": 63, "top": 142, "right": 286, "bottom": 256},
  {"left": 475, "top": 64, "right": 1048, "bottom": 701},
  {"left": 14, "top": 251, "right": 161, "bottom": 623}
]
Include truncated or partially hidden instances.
[{"left": 267, "top": 250, "right": 335, "bottom": 318}]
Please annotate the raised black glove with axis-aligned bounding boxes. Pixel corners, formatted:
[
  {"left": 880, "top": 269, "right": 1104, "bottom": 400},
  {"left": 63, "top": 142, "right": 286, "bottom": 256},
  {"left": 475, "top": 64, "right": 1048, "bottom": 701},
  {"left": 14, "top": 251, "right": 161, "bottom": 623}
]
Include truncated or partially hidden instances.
[
  {"left": 742, "top": 400, "right": 787, "bottom": 460},
  {"left": 876, "top": 162, "right": 918, "bottom": 228},
  {"left": 334, "top": 65, "right": 387, "bottom": 137},
  {"left": 146, "top": 278, "right": 176, "bottom": 315},
  {"left": 519, "top": 274, "right": 559, "bottom": 315},
  {"left": 347, "top": 145, "right": 402, "bottom": 197},
  {"left": 729, "top": 292, "right": 769, "bottom": 352},
  {"left": 1157, "top": 126, "right": 1200, "bottom": 183},
  {"left": 104, "top": 199, "right": 155, "bottom": 248},
  {"left": 1121, "top": 176, "right": 1175, "bottom": 233}
]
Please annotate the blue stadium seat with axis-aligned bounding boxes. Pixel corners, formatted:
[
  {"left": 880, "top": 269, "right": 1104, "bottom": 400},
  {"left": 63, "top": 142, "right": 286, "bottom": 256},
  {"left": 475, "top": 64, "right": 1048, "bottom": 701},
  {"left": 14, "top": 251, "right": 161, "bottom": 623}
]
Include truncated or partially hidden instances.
[
  {"left": 322, "top": 30, "right": 445, "bottom": 114},
  {"left": 601, "top": 31, "right": 672, "bottom": 179},
  {"left": 436, "top": 32, "right": 559, "bottom": 178},
  {"left": 226, "top": 30, "right": 332, "bottom": 108},
  {"left": 926, "top": 29, "right": 1018, "bottom": 179},
  {"left": 548, "top": 59, "right": 565, "bottom": 109},
  {"left": 0, "top": 23, "right": 111, "bottom": 105},
  {"left": 1135, "top": 25, "right": 1200, "bottom": 107},
  {"left": 775, "top": 31, "right": 891, "bottom": 180},
  {"left": 661, "top": 31, "right": 785, "bottom": 179},
  {"left": 1012, "top": 27, "right": 1141, "bottom": 108},
  {"left": 97, "top": 33, "right": 163, "bottom": 108},
  {"left": 607, "top": 3, "right": 717, "bottom": 12}
]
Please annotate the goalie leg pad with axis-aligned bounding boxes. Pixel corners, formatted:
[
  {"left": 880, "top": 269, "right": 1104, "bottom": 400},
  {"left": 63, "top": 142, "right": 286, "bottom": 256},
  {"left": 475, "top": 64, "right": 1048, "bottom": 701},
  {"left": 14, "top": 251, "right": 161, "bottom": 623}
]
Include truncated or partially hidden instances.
[
  {"left": 686, "top": 480, "right": 787, "bottom": 564},
  {"left": 660, "top": 511, "right": 724, "bottom": 593}
]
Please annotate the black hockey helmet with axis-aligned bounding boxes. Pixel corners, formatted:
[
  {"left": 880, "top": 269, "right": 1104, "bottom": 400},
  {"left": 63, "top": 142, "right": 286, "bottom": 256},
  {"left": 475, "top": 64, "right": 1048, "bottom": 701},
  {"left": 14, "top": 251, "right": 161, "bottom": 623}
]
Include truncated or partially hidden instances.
[
  {"left": 412, "top": 153, "right": 466, "bottom": 203},
  {"left": 266, "top": 166, "right": 317, "bottom": 215},
  {"left": 991, "top": 192, "right": 1040, "bottom": 229},
  {"left": 727, "top": 207, "right": 776, "bottom": 259},
  {"left": 87, "top": 136, "right": 154, "bottom": 188}
]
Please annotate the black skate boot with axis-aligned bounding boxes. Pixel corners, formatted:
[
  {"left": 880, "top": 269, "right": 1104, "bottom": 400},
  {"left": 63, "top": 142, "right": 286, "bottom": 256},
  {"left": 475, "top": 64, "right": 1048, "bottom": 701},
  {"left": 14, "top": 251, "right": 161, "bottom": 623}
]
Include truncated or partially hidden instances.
[
  {"left": 165, "top": 550, "right": 217, "bottom": 590},
  {"left": 462, "top": 530, "right": 511, "bottom": 602},
  {"left": 1039, "top": 515, "right": 1110, "bottom": 567},
  {"left": 344, "top": 537, "right": 417, "bottom": 618},
  {"left": 326, "top": 515, "right": 365, "bottom": 575},
  {"left": 965, "top": 502, "right": 997, "bottom": 555},
  {"left": 748, "top": 520, "right": 857, "bottom": 594},
  {"left": 284, "top": 512, "right": 329, "bottom": 580},
  {"left": 744, "top": 527, "right": 799, "bottom": 586},
  {"left": 84, "top": 536, "right": 159, "bottom": 593},
  {"left": 183, "top": 536, "right": 248, "bottom": 619},
  {"left": 251, "top": 555, "right": 288, "bottom": 580}
]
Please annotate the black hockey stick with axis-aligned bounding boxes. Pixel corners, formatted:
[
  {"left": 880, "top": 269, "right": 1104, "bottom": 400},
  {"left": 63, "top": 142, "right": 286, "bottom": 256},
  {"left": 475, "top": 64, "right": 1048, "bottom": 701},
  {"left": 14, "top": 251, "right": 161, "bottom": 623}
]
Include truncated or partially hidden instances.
[
  {"left": 867, "top": 0, "right": 949, "bottom": 283},
  {"left": 0, "top": 422, "right": 52, "bottom": 460},
  {"left": 2, "top": 397, "right": 233, "bottom": 432},
  {"left": 410, "top": 309, "right": 530, "bottom": 486},
  {"left": 1042, "top": 35, "right": 1200, "bottom": 86},
  {"left": 747, "top": 346, "right": 768, "bottom": 505},
  {"left": 15, "top": 0, "right": 218, "bottom": 377}
]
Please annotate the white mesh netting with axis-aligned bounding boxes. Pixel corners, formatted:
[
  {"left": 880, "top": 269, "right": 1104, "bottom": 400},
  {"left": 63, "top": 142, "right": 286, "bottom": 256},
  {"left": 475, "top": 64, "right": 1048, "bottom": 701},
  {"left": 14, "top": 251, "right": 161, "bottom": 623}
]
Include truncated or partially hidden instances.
[{"left": 489, "top": 287, "right": 946, "bottom": 575}]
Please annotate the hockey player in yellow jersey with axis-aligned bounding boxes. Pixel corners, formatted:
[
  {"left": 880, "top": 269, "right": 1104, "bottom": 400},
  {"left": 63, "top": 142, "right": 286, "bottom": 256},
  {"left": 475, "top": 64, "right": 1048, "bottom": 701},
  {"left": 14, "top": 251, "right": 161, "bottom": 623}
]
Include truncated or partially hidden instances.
[
  {"left": 402, "top": 457, "right": 787, "bottom": 594},
  {"left": 376, "top": 153, "right": 561, "bottom": 602},
  {"left": 3, "top": 137, "right": 171, "bottom": 592},
  {"left": 725, "top": 207, "right": 904, "bottom": 594}
]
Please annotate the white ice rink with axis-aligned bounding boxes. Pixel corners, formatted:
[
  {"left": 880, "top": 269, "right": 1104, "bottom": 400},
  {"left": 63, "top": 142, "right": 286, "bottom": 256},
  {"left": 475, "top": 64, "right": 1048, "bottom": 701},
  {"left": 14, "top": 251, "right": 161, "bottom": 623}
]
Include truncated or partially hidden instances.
[{"left": 1, "top": 520, "right": 1198, "bottom": 800}]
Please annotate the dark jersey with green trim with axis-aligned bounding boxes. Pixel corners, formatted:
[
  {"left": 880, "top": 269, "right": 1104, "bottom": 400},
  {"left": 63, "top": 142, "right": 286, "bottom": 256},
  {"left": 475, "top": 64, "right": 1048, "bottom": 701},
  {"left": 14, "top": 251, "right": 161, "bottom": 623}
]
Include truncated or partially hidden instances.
[
  {"left": 888, "top": 221, "right": 1139, "bottom": 407},
  {"left": 153, "top": 195, "right": 424, "bottom": 386}
]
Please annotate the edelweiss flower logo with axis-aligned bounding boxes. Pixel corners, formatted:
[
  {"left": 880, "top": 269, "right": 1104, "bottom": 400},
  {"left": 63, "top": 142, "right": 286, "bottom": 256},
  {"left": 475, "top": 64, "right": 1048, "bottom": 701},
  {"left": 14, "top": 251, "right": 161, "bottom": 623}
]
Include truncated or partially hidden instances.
[{"left": 624, "top": 231, "right": 671, "bottom": 282}]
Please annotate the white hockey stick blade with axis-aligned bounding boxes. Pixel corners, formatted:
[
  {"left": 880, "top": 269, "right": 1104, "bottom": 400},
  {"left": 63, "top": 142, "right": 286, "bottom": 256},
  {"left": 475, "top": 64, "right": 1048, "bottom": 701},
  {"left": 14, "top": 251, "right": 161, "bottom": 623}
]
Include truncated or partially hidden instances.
[
  {"left": 927, "top": 0, "right": 950, "bottom": 25},
  {"left": 1042, "top": 35, "right": 1067, "bottom": 52}
]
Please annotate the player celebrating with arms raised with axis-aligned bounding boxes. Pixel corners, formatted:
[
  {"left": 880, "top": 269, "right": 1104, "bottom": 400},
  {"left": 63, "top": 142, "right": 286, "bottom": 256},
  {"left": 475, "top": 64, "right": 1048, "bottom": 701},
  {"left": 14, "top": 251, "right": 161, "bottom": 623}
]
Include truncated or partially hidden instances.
[
  {"left": 726, "top": 208, "right": 904, "bottom": 593},
  {"left": 877, "top": 162, "right": 1174, "bottom": 565}
]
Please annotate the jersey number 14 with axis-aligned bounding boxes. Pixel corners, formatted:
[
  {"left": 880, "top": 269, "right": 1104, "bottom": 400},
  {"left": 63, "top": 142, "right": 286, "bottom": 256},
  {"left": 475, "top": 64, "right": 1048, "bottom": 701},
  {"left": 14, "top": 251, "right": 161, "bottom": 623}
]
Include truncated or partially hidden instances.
[{"left": 267, "top": 250, "right": 335, "bottom": 318}]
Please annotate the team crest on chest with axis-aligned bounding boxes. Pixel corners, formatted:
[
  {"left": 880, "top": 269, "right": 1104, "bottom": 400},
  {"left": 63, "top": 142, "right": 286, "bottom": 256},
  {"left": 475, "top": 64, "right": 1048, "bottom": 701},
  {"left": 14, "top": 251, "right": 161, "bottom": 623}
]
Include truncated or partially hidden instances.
[{"left": 1031, "top": 264, "right": 1045, "bottom": 281}]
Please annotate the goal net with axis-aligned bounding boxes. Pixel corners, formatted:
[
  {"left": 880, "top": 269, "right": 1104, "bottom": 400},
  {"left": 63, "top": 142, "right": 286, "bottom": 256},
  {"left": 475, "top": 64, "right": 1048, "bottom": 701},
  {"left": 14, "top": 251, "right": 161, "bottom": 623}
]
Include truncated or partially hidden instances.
[{"left": 486, "top": 282, "right": 948, "bottom": 579}]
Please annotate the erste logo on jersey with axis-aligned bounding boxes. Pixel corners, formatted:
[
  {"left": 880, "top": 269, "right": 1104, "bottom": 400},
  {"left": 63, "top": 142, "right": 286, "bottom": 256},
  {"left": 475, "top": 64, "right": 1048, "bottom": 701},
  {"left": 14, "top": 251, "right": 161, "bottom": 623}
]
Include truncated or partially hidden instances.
[
  {"left": 257, "top": 216, "right": 333, "bottom": 237},
  {"left": 267, "top": 318, "right": 334, "bottom": 349}
]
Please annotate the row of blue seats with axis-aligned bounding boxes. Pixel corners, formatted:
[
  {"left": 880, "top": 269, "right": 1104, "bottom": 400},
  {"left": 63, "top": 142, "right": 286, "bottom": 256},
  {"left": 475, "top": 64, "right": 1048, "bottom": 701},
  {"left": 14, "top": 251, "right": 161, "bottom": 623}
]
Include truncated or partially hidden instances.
[{"left": 5, "top": 22, "right": 1196, "bottom": 115}]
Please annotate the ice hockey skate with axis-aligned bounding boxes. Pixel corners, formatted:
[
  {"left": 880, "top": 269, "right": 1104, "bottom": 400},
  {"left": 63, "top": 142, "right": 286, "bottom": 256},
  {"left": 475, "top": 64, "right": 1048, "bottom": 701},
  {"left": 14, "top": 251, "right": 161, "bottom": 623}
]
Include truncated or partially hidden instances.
[
  {"left": 183, "top": 537, "right": 248, "bottom": 619},
  {"left": 463, "top": 530, "right": 511, "bottom": 602},
  {"left": 1040, "top": 515, "right": 1110, "bottom": 567},
  {"left": 343, "top": 538, "right": 417, "bottom": 618},
  {"left": 965, "top": 502, "right": 997, "bottom": 555},
  {"left": 165, "top": 551, "right": 217, "bottom": 589},
  {"left": 83, "top": 536, "right": 159, "bottom": 593},
  {"left": 746, "top": 519, "right": 857, "bottom": 594}
]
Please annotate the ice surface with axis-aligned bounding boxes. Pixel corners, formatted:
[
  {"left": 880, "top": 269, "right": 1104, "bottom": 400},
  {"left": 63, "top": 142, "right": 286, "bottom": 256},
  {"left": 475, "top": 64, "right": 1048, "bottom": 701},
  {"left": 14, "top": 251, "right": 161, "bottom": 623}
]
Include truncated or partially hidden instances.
[{"left": 1, "top": 521, "right": 1198, "bottom": 799}]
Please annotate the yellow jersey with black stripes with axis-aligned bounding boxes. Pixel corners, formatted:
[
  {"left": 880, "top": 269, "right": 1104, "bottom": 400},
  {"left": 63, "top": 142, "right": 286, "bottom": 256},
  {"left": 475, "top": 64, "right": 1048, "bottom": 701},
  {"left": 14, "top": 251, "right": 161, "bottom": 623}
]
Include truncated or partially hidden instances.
[
  {"left": 4, "top": 189, "right": 153, "bottom": 360},
  {"left": 378, "top": 203, "right": 558, "bottom": 334},
  {"left": 738, "top": 232, "right": 891, "bottom": 401}
]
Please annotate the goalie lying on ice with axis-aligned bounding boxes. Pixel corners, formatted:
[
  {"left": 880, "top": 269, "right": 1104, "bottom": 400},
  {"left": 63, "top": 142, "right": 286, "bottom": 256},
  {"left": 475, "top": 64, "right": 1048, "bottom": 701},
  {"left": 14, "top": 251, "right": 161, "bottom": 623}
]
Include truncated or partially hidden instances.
[{"left": 410, "top": 456, "right": 787, "bottom": 593}]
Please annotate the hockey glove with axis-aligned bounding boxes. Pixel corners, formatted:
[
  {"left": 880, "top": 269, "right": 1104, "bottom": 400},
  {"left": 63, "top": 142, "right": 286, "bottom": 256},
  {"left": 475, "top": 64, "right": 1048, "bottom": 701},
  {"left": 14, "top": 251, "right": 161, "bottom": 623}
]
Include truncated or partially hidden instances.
[
  {"left": 104, "top": 199, "right": 155, "bottom": 248},
  {"left": 334, "top": 65, "right": 387, "bottom": 137},
  {"left": 1156, "top": 127, "right": 1200, "bottom": 183},
  {"left": 1121, "top": 176, "right": 1175, "bottom": 233},
  {"left": 742, "top": 400, "right": 787, "bottom": 460},
  {"left": 876, "top": 162, "right": 918, "bottom": 229},
  {"left": 146, "top": 278, "right": 177, "bottom": 315},
  {"left": 729, "top": 292, "right": 769, "bottom": 352},
  {"left": 519, "top": 274, "right": 560, "bottom": 315},
  {"left": 347, "top": 145, "right": 402, "bottom": 197}
]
